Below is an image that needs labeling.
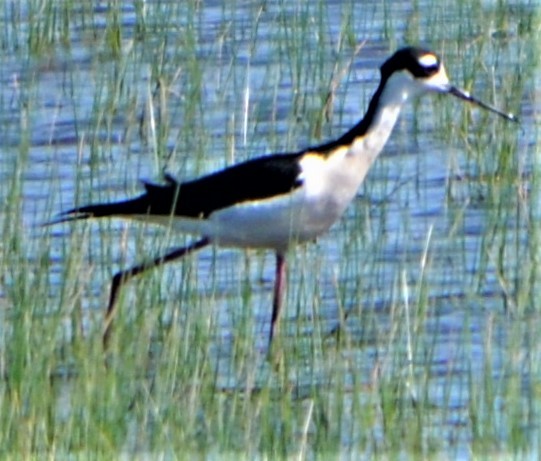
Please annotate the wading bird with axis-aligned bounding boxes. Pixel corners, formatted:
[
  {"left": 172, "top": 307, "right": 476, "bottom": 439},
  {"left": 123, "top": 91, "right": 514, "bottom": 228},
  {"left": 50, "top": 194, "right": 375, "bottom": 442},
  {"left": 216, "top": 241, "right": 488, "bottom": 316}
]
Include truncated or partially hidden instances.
[{"left": 53, "top": 47, "right": 516, "bottom": 347}]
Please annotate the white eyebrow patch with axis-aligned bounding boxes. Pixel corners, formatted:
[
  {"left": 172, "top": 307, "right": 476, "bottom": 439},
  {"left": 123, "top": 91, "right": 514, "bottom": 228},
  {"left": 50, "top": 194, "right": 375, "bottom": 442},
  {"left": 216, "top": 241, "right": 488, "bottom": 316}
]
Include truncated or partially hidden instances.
[{"left": 419, "top": 53, "right": 439, "bottom": 68}]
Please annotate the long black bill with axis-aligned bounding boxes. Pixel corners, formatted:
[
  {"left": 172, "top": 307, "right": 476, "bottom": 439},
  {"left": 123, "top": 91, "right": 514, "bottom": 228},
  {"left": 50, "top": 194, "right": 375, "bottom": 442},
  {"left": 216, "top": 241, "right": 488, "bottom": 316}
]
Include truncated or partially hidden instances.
[{"left": 448, "top": 86, "right": 518, "bottom": 123}]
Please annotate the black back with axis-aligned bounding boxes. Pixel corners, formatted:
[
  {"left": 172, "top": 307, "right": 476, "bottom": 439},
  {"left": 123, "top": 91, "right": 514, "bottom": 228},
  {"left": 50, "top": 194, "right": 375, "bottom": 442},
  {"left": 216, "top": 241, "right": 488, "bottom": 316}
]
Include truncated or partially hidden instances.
[
  {"left": 170, "top": 152, "right": 303, "bottom": 217},
  {"left": 67, "top": 152, "right": 304, "bottom": 219}
]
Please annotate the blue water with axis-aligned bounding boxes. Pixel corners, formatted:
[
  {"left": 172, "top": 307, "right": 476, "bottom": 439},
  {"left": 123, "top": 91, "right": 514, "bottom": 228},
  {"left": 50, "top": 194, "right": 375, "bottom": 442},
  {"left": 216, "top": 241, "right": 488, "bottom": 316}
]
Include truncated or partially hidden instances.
[{"left": 0, "top": 0, "right": 538, "bottom": 458}]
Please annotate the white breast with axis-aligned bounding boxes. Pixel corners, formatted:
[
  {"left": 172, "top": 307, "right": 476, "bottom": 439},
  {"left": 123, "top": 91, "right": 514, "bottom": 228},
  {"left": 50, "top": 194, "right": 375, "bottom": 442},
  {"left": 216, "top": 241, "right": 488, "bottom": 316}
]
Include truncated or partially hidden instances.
[
  {"left": 144, "top": 92, "right": 407, "bottom": 252},
  {"left": 195, "top": 149, "right": 372, "bottom": 251},
  {"left": 201, "top": 185, "right": 337, "bottom": 251}
]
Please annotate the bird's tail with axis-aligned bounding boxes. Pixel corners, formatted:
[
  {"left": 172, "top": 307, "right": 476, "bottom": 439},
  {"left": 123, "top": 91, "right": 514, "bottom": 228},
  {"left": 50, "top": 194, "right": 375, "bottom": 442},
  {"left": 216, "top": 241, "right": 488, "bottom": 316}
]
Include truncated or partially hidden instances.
[
  {"left": 45, "top": 196, "right": 150, "bottom": 226},
  {"left": 46, "top": 174, "right": 180, "bottom": 226}
]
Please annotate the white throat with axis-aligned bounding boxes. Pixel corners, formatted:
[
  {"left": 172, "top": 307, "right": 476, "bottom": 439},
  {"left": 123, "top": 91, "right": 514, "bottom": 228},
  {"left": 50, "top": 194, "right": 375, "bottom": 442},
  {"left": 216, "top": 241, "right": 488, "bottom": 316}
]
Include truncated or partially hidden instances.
[{"left": 350, "top": 72, "right": 420, "bottom": 164}]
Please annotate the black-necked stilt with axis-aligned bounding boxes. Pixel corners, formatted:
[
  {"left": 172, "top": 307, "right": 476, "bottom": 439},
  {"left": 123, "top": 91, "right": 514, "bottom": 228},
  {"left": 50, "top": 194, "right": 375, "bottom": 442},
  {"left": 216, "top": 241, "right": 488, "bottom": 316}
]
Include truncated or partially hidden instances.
[{"left": 53, "top": 47, "right": 517, "bottom": 347}]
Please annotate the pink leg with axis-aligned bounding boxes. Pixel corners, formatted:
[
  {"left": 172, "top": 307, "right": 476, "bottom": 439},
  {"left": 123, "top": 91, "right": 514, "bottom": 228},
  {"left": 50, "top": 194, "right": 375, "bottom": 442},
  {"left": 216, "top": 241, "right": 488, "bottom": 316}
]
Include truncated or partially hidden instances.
[
  {"left": 103, "top": 237, "right": 210, "bottom": 348},
  {"left": 268, "top": 252, "right": 286, "bottom": 346}
]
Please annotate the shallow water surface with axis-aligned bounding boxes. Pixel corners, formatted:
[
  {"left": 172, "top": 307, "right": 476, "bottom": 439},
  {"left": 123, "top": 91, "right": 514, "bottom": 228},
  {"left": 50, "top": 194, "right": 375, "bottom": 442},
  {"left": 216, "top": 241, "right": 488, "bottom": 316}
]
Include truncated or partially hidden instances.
[{"left": 0, "top": 0, "right": 539, "bottom": 457}]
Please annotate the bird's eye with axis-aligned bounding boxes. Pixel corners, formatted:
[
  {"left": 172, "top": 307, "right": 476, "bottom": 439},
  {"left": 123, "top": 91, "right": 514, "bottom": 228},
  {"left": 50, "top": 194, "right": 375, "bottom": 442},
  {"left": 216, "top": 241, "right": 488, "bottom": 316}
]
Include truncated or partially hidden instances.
[{"left": 418, "top": 53, "right": 440, "bottom": 73}]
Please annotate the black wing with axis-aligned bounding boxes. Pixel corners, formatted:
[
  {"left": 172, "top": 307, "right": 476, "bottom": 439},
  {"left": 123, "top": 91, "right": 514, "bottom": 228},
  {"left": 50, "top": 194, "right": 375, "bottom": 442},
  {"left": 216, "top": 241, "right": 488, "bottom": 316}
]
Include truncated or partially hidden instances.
[
  {"left": 176, "top": 152, "right": 303, "bottom": 217},
  {"left": 56, "top": 152, "right": 304, "bottom": 222}
]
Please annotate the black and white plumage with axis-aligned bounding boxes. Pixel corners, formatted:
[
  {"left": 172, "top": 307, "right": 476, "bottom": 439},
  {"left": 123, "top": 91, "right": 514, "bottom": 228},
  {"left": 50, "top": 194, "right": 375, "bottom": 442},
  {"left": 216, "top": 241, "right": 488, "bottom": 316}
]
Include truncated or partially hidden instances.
[{"left": 54, "top": 47, "right": 516, "bottom": 347}]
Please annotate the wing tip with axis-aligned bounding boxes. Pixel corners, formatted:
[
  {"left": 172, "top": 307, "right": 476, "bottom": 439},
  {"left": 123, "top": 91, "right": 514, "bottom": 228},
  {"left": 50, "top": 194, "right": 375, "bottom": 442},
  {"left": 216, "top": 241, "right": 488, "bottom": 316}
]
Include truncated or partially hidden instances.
[
  {"left": 142, "top": 172, "right": 179, "bottom": 186},
  {"left": 49, "top": 173, "right": 179, "bottom": 226},
  {"left": 43, "top": 210, "right": 93, "bottom": 227}
]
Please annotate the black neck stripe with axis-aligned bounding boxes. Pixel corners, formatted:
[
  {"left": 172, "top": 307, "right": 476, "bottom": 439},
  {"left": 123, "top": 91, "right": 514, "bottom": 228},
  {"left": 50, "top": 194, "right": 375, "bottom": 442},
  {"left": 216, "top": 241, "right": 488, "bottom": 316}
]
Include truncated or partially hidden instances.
[{"left": 309, "top": 79, "right": 386, "bottom": 155}]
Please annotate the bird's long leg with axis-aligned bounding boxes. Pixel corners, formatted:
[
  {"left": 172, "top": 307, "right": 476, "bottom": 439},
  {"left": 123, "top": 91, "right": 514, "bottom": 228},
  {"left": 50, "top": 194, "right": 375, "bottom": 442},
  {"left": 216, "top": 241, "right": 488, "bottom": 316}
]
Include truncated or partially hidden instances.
[
  {"left": 103, "top": 237, "right": 210, "bottom": 348},
  {"left": 268, "top": 252, "right": 287, "bottom": 346}
]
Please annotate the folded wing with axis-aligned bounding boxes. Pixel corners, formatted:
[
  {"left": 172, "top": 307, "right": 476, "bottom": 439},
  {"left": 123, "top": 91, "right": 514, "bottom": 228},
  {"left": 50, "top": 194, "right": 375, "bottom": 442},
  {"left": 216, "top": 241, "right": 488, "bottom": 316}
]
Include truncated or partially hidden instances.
[{"left": 53, "top": 152, "right": 304, "bottom": 223}]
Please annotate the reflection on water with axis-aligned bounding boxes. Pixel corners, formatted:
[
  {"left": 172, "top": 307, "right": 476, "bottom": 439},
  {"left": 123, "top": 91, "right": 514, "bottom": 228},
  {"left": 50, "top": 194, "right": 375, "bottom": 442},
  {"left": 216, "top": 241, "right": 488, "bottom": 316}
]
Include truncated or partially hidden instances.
[{"left": 0, "top": 0, "right": 538, "bottom": 457}]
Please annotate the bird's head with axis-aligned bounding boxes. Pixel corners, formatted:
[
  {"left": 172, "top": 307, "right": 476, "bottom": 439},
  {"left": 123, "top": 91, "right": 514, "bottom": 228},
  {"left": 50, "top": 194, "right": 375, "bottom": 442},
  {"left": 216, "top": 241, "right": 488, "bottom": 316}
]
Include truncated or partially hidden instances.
[{"left": 380, "top": 46, "right": 517, "bottom": 122}]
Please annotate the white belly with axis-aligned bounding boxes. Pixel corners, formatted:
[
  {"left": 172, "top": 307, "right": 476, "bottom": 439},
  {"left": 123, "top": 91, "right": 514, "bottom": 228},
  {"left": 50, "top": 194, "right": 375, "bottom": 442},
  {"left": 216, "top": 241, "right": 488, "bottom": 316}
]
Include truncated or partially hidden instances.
[
  {"left": 134, "top": 145, "right": 375, "bottom": 251},
  {"left": 165, "top": 186, "right": 343, "bottom": 252}
]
